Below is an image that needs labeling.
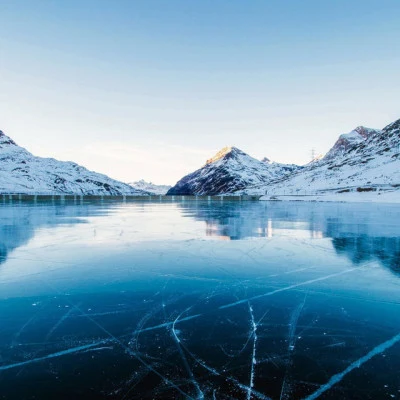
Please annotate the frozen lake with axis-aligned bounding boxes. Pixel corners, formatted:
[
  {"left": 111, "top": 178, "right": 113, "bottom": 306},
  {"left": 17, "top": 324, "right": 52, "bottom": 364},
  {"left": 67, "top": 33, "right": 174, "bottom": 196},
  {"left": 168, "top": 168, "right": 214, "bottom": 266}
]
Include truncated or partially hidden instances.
[{"left": 0, "top": 199, "right": 399, "bottom": 399}]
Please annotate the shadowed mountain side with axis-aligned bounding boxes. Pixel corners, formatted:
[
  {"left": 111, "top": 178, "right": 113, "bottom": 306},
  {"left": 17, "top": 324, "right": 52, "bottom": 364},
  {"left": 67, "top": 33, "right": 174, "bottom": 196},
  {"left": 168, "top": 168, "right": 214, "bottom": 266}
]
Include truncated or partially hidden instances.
[{"left": 167, "top": 147, "right": 299, "bottom": 195}]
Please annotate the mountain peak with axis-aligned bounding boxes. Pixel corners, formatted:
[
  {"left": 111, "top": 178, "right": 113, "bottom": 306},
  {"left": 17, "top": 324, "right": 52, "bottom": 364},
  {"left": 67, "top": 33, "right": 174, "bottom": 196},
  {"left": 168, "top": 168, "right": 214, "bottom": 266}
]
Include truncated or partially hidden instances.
[
  {"left": 352, "top": 126, "right": 378, "bottom": 138},
  {"left": 0, "top": 130, "right": 17, "bottom": 147},
  {"left": 339, "top": 126, "right": 376, "bottom": 142},
  {"left": 322, "top": 126, "right": 380, "bottom": 161},
  {"left": 205, "top": 146, "right": 244, "bottom": 165},
  {"left": 261, "top": 157, "right": 271, "bottom": 163}
]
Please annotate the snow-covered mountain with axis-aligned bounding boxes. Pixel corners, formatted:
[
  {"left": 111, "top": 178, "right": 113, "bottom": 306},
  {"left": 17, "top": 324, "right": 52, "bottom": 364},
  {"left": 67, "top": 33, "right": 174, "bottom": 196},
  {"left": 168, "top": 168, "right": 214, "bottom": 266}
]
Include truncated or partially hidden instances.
[
  {"left": 323, "top": 126, "right": 380, "bottom": 161},
  {"left": 129, "top": 179, "right": 171, "bottom": 195},
  {"left": 3, "top": 117, "right": 399, "bottom": 198},
  {"left": 0, "top": 130, "right": 148, "bottom": 195},
  {"left": 242, "top": 119, "right": 400, "bottom": 196},
  {"left": 167, "top": 146, "right": 300, "bottom": 195}
]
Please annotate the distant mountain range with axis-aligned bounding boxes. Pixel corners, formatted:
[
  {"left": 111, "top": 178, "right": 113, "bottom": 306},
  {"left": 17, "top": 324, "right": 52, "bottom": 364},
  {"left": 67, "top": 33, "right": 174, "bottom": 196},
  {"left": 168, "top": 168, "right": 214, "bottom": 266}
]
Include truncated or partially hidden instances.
[
  {"left": 1, "top": 117, "right": 399, "bottom": 197},
  {"left": 168, "top": 118, "right": 400, "bottom": 196},
  {"left": 0, "top": 131, "right": 148, "bottom": 195},
  {"left": 129, "top": 180, "right": 171, "bottom": 195}
]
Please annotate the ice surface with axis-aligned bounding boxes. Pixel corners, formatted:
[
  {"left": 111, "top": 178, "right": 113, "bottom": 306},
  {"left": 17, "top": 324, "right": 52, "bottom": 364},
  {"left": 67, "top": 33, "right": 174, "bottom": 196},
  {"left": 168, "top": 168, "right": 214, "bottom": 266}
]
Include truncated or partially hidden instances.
[{"left": 0, "top": 199, "right": 400, "bottom": 399}]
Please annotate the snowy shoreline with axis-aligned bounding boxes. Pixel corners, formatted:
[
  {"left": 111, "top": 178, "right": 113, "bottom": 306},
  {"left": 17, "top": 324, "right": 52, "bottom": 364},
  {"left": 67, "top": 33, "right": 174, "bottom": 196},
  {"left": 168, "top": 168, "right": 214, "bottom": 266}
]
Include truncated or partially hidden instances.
[{"left": 260, "top": 190, "right": 400, "bottom": 204}]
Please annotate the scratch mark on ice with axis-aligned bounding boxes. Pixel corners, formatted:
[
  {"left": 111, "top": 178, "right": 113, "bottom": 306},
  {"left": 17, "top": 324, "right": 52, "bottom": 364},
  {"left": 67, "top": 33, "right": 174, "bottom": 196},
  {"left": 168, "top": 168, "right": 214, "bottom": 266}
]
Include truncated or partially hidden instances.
[
  {"left": 172, "top": 309, "right": 204, "bottom": 399},
  {"left": 248, "top": 303, "right": 257, "bottom": 400},
  {"left": 177, "top": 333, "right": 270, "bottom": 400},
  {"left": 38, "top": 275, "right": 194, "bottom": 399},
  {"left": 0, "top": 341, "right": 110, "bottom": 371},
  {"left": 132, "top": 313, "right": 202, "bottom": 335},
  {"left": 288, "top": 297, "right": 306, "bottom": 352},
  {"left": 281, "top": 296, "right": 307, "bottom": 400},
  {"left": 81, "top": 346, "right": 114, "bottom": 353},
  {"left": 303, "top": 332, "right": 400, "bottom": 400},
  {"left": 219, "top": 266, "right": 363, "bottom": 310},
  {"left": 128, "top": 266, "right": 368, "bottom": 340},
  {"left": 45, "top": 305, "right": 77, "bottom": 341},
  {"left": 69, "top": 302, "right": 195, "bottom": 400},
  {"left": 11, "top": 314, "right": 37, "bottom": 347}
]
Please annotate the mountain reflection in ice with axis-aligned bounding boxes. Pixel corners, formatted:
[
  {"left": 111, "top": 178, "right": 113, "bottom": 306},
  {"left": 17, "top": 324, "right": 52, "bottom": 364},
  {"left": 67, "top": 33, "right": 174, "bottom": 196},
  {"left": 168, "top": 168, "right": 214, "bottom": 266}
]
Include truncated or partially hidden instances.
[
  {"left": 0, "top": 201, "right": 109, "bottom": 265},
  {"left": 0, "top": 199, "right": 400, "bottom": 400},
  {"left": 179, "top": 201, "right": 400, "bottom": 275}
]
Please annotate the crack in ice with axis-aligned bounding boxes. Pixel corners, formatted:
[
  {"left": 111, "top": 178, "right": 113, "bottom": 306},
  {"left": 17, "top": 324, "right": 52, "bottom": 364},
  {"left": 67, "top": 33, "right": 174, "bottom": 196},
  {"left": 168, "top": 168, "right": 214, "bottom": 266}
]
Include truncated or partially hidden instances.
[
  {"left": 129, "top": 266, "right": 369, "bottom": 338},
  {"left": 0, "top": 341, "right": 110, "bottom": 371},
  {"left": 174, "top": 323, "right": 270, "bottom": 400},
  {"left": 45, "top": 305, "right": 78, "bottom": 341},
  {"left": 219, "top": 266, "right": 365, "bottom": 310},
  {"left": 172, "top": 308, "right": 205, "bottom": 399},
  {"left": 280, "top": 296, "right": 307, "bottom": 400},
  {"left": 54, "top": 296, "right": 196, "bottom": 400},
  {"left": 248, "top": 303, "right": 258, "bottom": 400},
  {"left": 303, "top": 332, "right": 400, "bottom": 400},
  {"left": 288, "top": 296, "right": 307, "bottom": 352}
]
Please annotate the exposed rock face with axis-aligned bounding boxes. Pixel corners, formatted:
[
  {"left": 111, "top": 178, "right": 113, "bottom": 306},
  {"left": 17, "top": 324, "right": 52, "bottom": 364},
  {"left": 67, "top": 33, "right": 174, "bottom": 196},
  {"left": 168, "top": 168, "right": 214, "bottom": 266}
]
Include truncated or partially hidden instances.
[
  {"left": 0, "top": 130, "right": 148, "bottom": 195},
  {"left": 323, "top": 126, "right": 381, "bottom": 161},
  {"left": 167, "top": 146, "right": 300, "bottom": 195}
]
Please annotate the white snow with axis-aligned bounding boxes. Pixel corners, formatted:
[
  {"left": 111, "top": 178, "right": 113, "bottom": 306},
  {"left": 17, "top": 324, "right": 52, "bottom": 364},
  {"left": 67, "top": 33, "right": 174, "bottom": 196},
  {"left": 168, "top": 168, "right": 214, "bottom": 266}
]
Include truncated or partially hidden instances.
[
  {"left": 240, "top": 119, "right": 400, "bottom": 203},
  {"left": 168, "top": 146, "right": 300, "bottom": 195},
  {"left": 128, "top": 179, "right": 171, "bottom": 195},
  {"left": 0, "top": 130, "right": 147, "bottom": 195},
  {"left": 2, "top": 117, "right": 399, "bottom": 202},
  {"left": 260, "top": 190, "right": 400, "bottom": 204}
]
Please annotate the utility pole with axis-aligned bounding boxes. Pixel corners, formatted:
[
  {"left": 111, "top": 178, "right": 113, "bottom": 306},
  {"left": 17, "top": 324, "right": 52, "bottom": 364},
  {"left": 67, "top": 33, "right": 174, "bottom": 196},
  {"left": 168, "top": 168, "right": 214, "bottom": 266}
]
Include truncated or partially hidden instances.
[{"left": 310, "top": 148, "right": 316, "bottom": 162}]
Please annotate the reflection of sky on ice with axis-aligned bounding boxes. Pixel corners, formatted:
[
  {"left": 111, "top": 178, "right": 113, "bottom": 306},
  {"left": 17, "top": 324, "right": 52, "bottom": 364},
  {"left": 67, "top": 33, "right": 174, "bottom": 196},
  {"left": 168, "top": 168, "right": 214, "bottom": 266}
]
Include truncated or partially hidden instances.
[{"left": 0, "top": 200, "right": 400, "bottom": 399}]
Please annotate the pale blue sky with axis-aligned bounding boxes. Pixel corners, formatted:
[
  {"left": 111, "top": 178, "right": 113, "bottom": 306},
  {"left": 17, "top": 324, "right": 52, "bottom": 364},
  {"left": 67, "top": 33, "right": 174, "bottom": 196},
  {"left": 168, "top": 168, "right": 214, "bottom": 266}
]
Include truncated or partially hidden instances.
[{"left": 0, "top": 0, "right": 399, "bottom": 184}]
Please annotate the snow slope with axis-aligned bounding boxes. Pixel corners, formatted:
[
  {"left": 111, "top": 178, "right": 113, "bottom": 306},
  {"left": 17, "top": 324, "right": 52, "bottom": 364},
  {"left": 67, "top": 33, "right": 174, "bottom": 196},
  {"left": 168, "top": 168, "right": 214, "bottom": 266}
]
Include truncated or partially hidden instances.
[
  {"left": 0, "top": 130, "right": 148, "bottom": 195},
  {"left": 241, "top": 119, "right": 400, "bottom": 197},
  {"left": 129, "top": 180, "right": 171, "bottom": 195},
  {"left": 167, "top": 146, "right": 300, "bottom": 195}
]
